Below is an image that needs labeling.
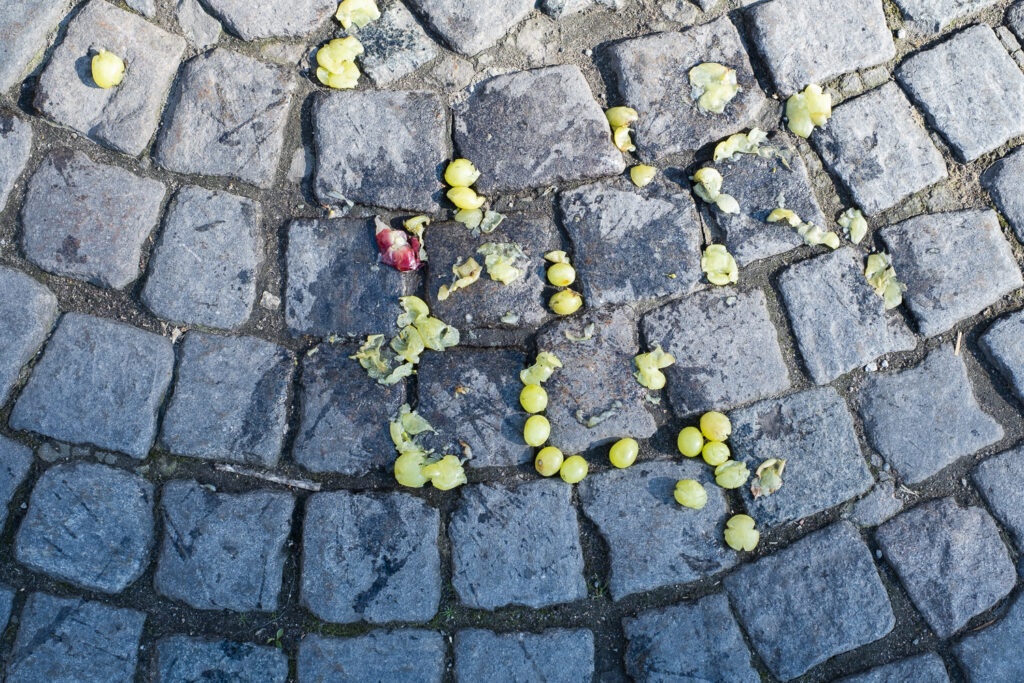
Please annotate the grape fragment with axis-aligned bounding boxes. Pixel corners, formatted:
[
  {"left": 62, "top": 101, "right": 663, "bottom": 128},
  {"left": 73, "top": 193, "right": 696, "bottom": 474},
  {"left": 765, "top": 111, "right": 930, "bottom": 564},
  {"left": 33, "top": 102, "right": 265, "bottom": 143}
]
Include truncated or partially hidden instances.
[
  {"left": 786, "top": 84, "right": 832, "bottom": 138},
  {"left": 633, "top": 346, "right": 675, "bottom": 390},
  {"left": 689, "top": 62, "right": 739, "bottom": 114},
  {"left": 605, "top": 107, "right": 639, "bottom": 128},
  {"left": 724, "top": 514, "right": 759, "bottom": 551},
  {"left": 521, "top": 352, "right": 562, "bottom": 385},
  {"left": 477, "top": 242, "right": 527, "bottom": 284},
  {"left": 701, "top": 441, "right": 730, "bottom": 467},
  {"left": 750, "top": 458, "right": 786, "bottom": 499},
  {"left": 630, "top": 165, "right": 657, "bottom": 187},
  {"left": 448, "top": 187, "right": 486, "bottom": 211},
  {"left": 315, "top": 37, "right": 363, "bottom": 90},
  {"left": 335, "top": 0, "right": 380, "bottom": 29},
  {"left": 421, "top": 455, "right": 467, "bottom": 490},
  {"left": 713, "top": 128, "right": 768, "bottom": 162},
  {"left": 714, "top": 460, "right": 750, "bottom": 489},
  {"left": 864, "top": 253, "right": 906, "bottom": 309},
  {"left": 700, "top": 245, "right": 739, "bottom": 286},
  {"left": 674, "top": 479, "right": 708, "bottom": 509},
  {"left": 838, "top": 208, "right": 868, "bottom": 245},
  {"left": 437, "top": 257, "right": 482, "bottom": 301},
  {"left": 692, "top": 168, "right": 740, "bottom": 215}
]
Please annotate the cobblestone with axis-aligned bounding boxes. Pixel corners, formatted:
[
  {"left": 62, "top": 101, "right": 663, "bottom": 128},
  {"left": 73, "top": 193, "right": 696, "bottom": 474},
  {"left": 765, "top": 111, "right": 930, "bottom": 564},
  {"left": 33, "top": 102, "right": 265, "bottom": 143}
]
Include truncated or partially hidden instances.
[
  {"left": 349, "top": 1, "right": 438, "bottom": 86},
  {"left": 0, "top": 0, "right": 73, "bottom": 93},
  {"left": 982, "top": 146, "right": 1024, "bottom": 243},
  {"left": 298, "top": 631, "right": 445, "bottom": 682},
  {"left": 406, "top": 0, "right": 532, "bottom": 56},
  {"left": 0, "top": 435, "right": 33, "bottom": 532},
  {"left": 125, "top": 0, "right": 155, "bottom": 17},
  {"left": 1011, "top": 1, "right": 1024, "bottom": 43},
  {"left": 839, "top": 654, "right": 949, "bottom": 683},
  {"left": 176, "top": 0, "right": 221, "bottom": 48},
  {"left": 541, "top": 0, "right": 626, "bottom": 18},
  {"left": 954, "top": 593, "right": 1024, "bottom": 681},
  {"left": 849, "top": 480, "right": 904, "bottom": 528},
  {"left": 893, "top": 0, "right": 1000, "bottom": 33},
  {"left": 973, "top": 446, "right": 1024, "bottom": 550},
  {"left": 454, "top": 629, "right": 594, "bottom": 682},
  {"left": 0, "top": 115, "right": 31, "bottom": 212},
  {"left": 0, "top": 267, "right": 57, "bottom": 406},
  {"left": 981, "top": 310, "right": 1024, "bottom": 405},
  {"left": 0, "top": 585, "right": 12, "bottom": 633},
  {"left": 200, "top": 0, "right": 334, "bottom": 40},
  {"left": 155, "top": 636, "right": 289, "bottom": 683}
]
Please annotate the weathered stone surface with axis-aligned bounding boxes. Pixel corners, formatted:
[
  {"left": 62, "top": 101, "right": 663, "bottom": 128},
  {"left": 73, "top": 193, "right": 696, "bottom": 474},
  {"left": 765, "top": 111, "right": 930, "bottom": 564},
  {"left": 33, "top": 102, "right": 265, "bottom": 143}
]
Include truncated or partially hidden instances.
[
  {"left": 450, "top": 480, "right": 586, "bottom": 610},
  {"left": 858, "top": 346, "right": 1003, "bottom": 484},
  {"left": 160, "top": 333, "right": 293, "bottom": 467},
  {"left": 348, "top": 1, "right": 438, "bottom": 85},
  {"left": 156, "top": 48, "right": 297, "bottom": 188},
  {"left": 455, "top": 629, "right": 594, "bottom": 683},
  {"left": 973, "top": 447, "right": 1024, "bottom": 550},
  {"left": 624, "top": 594, "right": 758, "bottom": 683},
  {"left": 125, "top": 0, "right": 155, "bottom": 17},
  {"left": 15, "top": 462, "right": 154, "bottom": 593},
  {"left": 898, "top": 25, "right": 1024, "bottom": 162},
  {"left": 536, "top": 306, "right": 656, "bottom": 454},
  {"left": 313, "top": 90, "right": 446, "bottom": 211},
  {"left": 608, "top": 18, "right": 768, "bottom": 160},
  {"left": 982, "top": 146, "right": 1024, "bottom": 243},
  {"left": 298, "top": 632, "right": 445, "bottom": 682},
  {"left": 876, "top": 497, "right": 1015, "bottom": 638},
  {"left": 881, "top": 210, "right": 1022, "bottom": 337},
  {"left": 893, "top": 0, "right": 1000, "bottom": 33},
  {"left": 642, "top": 289, "right": 791, "bottom": 417},
  {"left": 579, "top": 461, "right": 736, "bottom": 600},
  {"left": 453, "top": 66, "right": 625, "bottom": 193},
  {"left": 155, "top": 636, "right": 288, "bottom": 683},
  {"left": 955, "top": 593, "right": 1024, "bottom": 682},
  {"left": 20, "top": 150, "right": 166, "bottom": 289},
  {"left": 0, "top": 115, "right": 31, "bottom": 212},
  {"left": 0, "top": 585, "right": 12, "bottom": 633},
  {"left": 0, "top": 435, "right": 33, "bottom": 532},
  {"left": 176, "top": 0, "right": 221, "bottom": 48},
  {"left": 199, "top": 0, "right": 333, "bottom": 40},
  {"left": 8, "top": 593, "right": 145, "bottom": 682},
  {"left": 541, "top": 0, "right": 626, "bottom": 18},
  {"left": 0, "top": 0, "right": 73, "bottom": 93},
  {"left": 559, "top": 179, "right": 704, "bottom": 305},
  {"left": 777, "top": 247, "right": 916, "bottom": 384},
  {"left": 0, "top": 267, "right": 57, "bottom": 406},
  {"left": 302, "top": 491, "right": 440, "bottom": 623},
  {"left": 812, "top": 82, "right": 946, "bottom": 215},
  {"left": 143, "top": 187, "right": 263, "bottom": 330},
  {"left": 1011, "top": 1, "right": 1024, "bottom": 43},
  {"left": 34, "top": 0, "right": 185, "bottom": 156},
  {"left": 155, "top": 480, "right": 295, "bottom": 612},
  {"left": 982, "top": 310, "right": 1024, "bottom": 405},
  {"left": 285, "top": 218, "right": 415, "bottom": 338},
  {"left": 725, "top": 522, "right": 895, "bottom": 681},
  {"left": 406, "top": 0, "right": 532, "bottom": 55},
  {"left": 849, "top": 481, "right": 904, "bottom": 528},
  {"left": 838, "top": 654, "right": 949, "bottom": 683},
  {"left": 417, "top": 349, "right": 531, "bottom": 468},
  {"left": 10, "top": 314, "right": 174, "bottom": 459},
  {"left": 747, "top": 0, "right": 895, "bottom": 95}
]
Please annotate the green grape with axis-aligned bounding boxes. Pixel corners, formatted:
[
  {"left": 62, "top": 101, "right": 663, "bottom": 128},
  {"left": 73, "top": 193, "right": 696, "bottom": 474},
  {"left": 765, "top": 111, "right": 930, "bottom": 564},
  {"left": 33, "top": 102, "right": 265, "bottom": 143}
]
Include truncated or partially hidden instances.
[
  {"left": 714, "top": 460, "right": 750, "bottom": 489},
  {"left": 549, "top": 290, "right": 583, "bottom": 316},
  {"left": 701, "top": 441, "right": 730, "bottom": 467},
  {"left": 535, "top": 447, "right": 564, "bottom": 477},
  {"left": 520, "top": 384, "right": 548, "bottom": 414},
  {"left": 724, "top": 514, "right": 759, "bottom": 551},
  {"left": 444, "top": 159, "right": 481, "bottom": 187},
  {"left": 609, "top": 438, "right": 639, "bottom": 469},
  {"left": 524, "top": 415, "right": 551, "bottom": 447},
  {"left": 674, "top": 479, "right": 707, "bottom": 509},
  {"left": 560, "top": 455, "right": 589, "bottom": 484},
  {"left": 700, "top": 411, "right": 732, "bottom": 442},
  {"left": 677, "top": 426, "right": 704, "bottom": 458},
  {"left": 547, "top": 262, "right": 576, "bottom": 287}
]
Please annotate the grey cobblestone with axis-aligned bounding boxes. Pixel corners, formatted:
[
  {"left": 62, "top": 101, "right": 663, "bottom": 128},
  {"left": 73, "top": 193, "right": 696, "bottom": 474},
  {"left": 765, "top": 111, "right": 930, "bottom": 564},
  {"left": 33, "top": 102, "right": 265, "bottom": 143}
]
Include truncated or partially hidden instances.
[
  {"left": 982, "top": 309, "right": 1024, "bottom": 405},
  {"left": 849, "top": 481, "right": 904, "bottom": 528},
  {"left": 838, "top": 654, "right": 949, "bottom": 683},
  {"left": 0, "top": 115, "right": 31, "bottom": 212},
  {"left": 0, "top": 266, "right": 57, "bottom": 406},
  {"left": 349, "top": 1, "right": 438, "bottom": 86},
  {"left": 155, "top": 636, "right": 288, "bottom": 683},
  {"left": 0, "top": 585, "right": 12, "bottom": 633},
  {"left": 954, "top": 593, "right": 1024, "bottom": 682},
  {"left": 1011, "top": 1, "right": 1024, "bottom": 43},
  {"left": 406, "top": 0, "right": 532, "bottom": 56},
  {"left": 454, "top": 629, "right": 594, "bottom": 683},
  {"left": 298, "top": 631, "right": 445, "bottom": 682},
  {"left": 176, "top": 0, "right": 221, "bottom": 49},
  {"left": 125, "top": 0, "right": 155, "bottom": 17},
  {"left": 0, "top": 0, "right": 73, "bottom": 93},
  {"left": 199, "top": 0, "right": 334, "bottom": 40},
  {"left": 982, "top": 146, "right": 1024, "bottom": 243},
  {"left": 0, "top": 435, "right": 32, "bottom": 532},
  {"left": 972, "top": 446, "right": 1024, "bottom": 550},
  {"left": 893, "top": 0, "right": 1000, "bottom": 33}
]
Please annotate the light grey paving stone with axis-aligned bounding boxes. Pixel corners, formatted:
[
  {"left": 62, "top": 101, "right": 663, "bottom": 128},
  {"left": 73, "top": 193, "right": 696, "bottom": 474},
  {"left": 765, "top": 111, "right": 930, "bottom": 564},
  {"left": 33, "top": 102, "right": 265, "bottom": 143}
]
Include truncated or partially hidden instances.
[
  {"left": 0, "top": 267, "right": 57, "bottom": 406},
  {"left": 155, "top": 636, "right": 288, "bottom": 683},
  {"left": 142, "top": 187, "right": 263, "bottom": 330},
  {"left": 15, "top": 462, "right": 154, "bottom": 593},
  {"left": 858, "top": 345, "right": 1003, "bottom": 484},
  {"left": 313, "top": 89, "right": 446, "bottom": 211},
  {"left": 292, "top": 344, "right": 405, "bottom": 475},
  {"left": 642, "top": 288, "right": 791, "bottom": 417},
  {"left": 812, "top": 82, "right": 947, "bottom": 216},
  {"left": 536, "top": 306, "right": 657, "bottom": 454},
  {"left": 608, "top": 18, "right": 769, "bottom": 160},
  {"left": 982, "top": 146, "right": 1024, "bottom": 243},
  {"left": 0, "top": 0, "right": 73, "bottom": 93},
  {"left": 623, "top": 594, "right": 758, "bottom": 683},
  {"left": 973, "top": 446, "right": 1024, "bottom": 549},
  {"left": 849, "top": 481, "right": 904, "bottom": 528},
  {"left": 541, "top": 0, "right": 626, "bottom": 18},
  {"left": 20, "top": 150, "right": 166, "bottom": 289},
  {"left": 876, "top": 497, "right": 1015, "bottom": 638},
  {"left": 177, "top": 0, "right": 221, "bottom": 48},
  {"left": 0, "top": 585, "right": 12, "bottom": 633},
  {"left": 298, "top": 631, "right": 445, "bottom": 683},
  {"left": 302, "top": 491, "right": 440, "bottom": 623},
  {"left": 838, "top": 654, "right": 949, "bottom": 683},
  {"left": 579, "top": 461, "right": 737, "bottom": 600},
  {"left": 155, "top": 480, "right": 294, "bottom": 612},
  {"left": 156, "top": 48, "right": 296, "bottom": 188},
  {"left": 881, "top": 210, "right": 1021, "bottom": 336},
  {"left": 559, "top": 179, "right": 704, "bottom": 305},
  {"left": 1010, "top": 1, "right": 1024, "bottom": 43},
  {"left": 10, "top": 314, "right": 174, "bottom": 459},
  {"left": 406, "top": 0, "right": 532, "bottom": 56},
  {"left": 0, "top": 115, "right": 32, "bottom": 213},
  {"left": 8, "top": 593, "right": 145, "bottom": 682},
  {"left": 453, "top": 65, "right": 625, "bottom": 194},
  {"left": 454, "top": 629, "right": 594, "bottom": 683},
  {"left": 982, "top": 310, "right": 1024, "bottom": 405},
  {"left": 449, "top": 479, "right": 586, "bottom": 610},
  {"left": 893, "top": 0, "right": 1000, "bottom": 33},
  {"left": 0, "top": 435, "right": 33, "bottom": 532},
  {"left": 34, "top": 0, "right": 185, "bottom": 156},
  {"left": 777, "top": 247, "right": 916, "bottom": 384},
  {"left": 198, "top": 0, "right": 334, "bottom": 40},
  {"left": 724, "top": 521, "right": 895, "bottom": 681},
  {"left": 897, "top": 24, "right": 1024, "bottom": 162},
  {"left": 748, "top": 0, "right": 894, "bottom": 96},
  {"left": 348, "top": 1, "right": 438, "bottom": 86},
  {"left": 285, "top": 218, "right": 416, "bottom": 338},
  {"left": 955, "top": 592, "right": 1024, "bottom": 682},
  {"left": 125, "top": 0, "right": 156, "bottom": 17}
]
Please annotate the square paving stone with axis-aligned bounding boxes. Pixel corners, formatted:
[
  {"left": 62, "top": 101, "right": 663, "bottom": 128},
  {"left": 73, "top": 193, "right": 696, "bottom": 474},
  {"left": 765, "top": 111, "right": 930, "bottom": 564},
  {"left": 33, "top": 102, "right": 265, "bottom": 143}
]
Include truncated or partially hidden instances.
[
  {"left": 858, "top": 345, "right": 1003, "bottom": 484},
  {"left": 897, "top": 24, "right": 1024, "bottom": 162},
  {"left": 453, "top": 65, "right": 625, "bottom": 193},
  {"left": 7, "top": 593, "right": 145, "bottom": 682},
  {"left": 876, "top": 497, "right": 1015, "bottom": 638},
  {"left": 954, "top": 593, "right": 1024, "bottom": 682},
  {"left": 15, "top": 462, "right": 154, "bottom": 594},
  {"left": 747, "top": 0, "right": 895, "bottom": 96},
  {"left": 559, "top": 179, "right": 704, "bottom": 305},
  {"left": 160, "top": 332, "right": 293, "bottom": 467},
  {"left": 298, "top": 631, "right": 445, "bottom": 683},
  {"left": 812, "top": 82, "right": 947, "bottom": 216},
  {"left": 777, "top": 247, "right": 916, "bottom": 384},
  {"left": 982, "top": 310, "right": 1024, "bottom": 405},
  {"left": 285, "top": 218, "right": 416, "bottom": 338},
  {"left": 449, "top": 479, "right": 586, "bottom": 610},
  {"left": 199, "top": 0, "right": 334, "bottom": 40},
  {"left": 348, "top": 1, "right": 438, "bottom": 86},
  {"left": 155, "top": 480, "right": 295, "bottom": 612},
  {"left": 10, "top": 313, "right": 174, "bottom": 459},
  {"left": 973, "top": 447, "right": 1024, "bottom": 550},
  {"left": 579, "top": 461, "right": 737, "bottom": 600},
  {"left": 607, "top": 18, "right": 769, "bottom": 160},
  {"left": 0, "top": 266, "right": 57, "bottom": 406},
  {"left": 642, "top": 288, "right": 791, "bottom": 417},
  {"left": 405, "top": 0, "right": 533, "bottom": 56},
  {"left": 880, "top": 210, "right": 1022, "bottom": 337},
  {"left": 156, "top": 48, "right": 297, "bottom": 189},
  {"left": 416, "top": 349, "right": 531, "bottom": 469},
  {"left": 838, "top": 653, "right": 949, "bottom": 683},
  {"left": 313, "top": 89, "right": 446, "bottom": 211},
  {"left": 0, "top": 115, "right": 32, "bottom": 213},
  {"left": 0, "top": 435, "right": 33, "bottom": 532},
  {"left": 34, "top": 0, "right": 185, "bottom": 156},
  {"left": 302, "top": 491, "right": 440, "bottom": 623},
  {"left": 724, "top": 521, "right": 895, "bottom": 681},
  {"left": 535, "top": 306, "right": 657, "bottom": 454},
  {"left": 893, "top": 0, "right": 1000, "bottom": 33},
  {"left": 982, "top": 146, "right": 1024, "bottom": 243},
  {"left": 623, "top": 593, "right": 758, "bottom": 683},
  {"left": 729, "top": 387, "right": 873, "bottom": 527},
  {"left": 292, "top": 344, "right": 405, "bottom": 475},
  {"left": 155, "top": 636, "right": 288, "bottom": 683},
  {"left": 454, "top": 629, "right": 594, "bottom": 683},
  {"left": 0, "top": 0, "right": 73, "bottom": 93},
  {"left": 20, "top": 150, "right": 166, "bottom": 289},
  {"left": 142, "top": 187, "right": 263, "bottom": 330}
]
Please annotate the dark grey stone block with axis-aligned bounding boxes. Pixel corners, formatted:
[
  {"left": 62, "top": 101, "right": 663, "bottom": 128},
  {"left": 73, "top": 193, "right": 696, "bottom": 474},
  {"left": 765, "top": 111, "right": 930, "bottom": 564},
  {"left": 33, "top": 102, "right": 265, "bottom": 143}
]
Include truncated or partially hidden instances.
[
  {"left": 848, "top": 481, "right": 904, "bottom": 528},
  {"left": 298, "top": 631, "right": 445, "bottom": 683},
  {"left": 0, "top": 435, "right": 33, "bottom": 532},
  {"left": 981, "top": 310, "right": 1024, "bottom": 406},
  {"left": 155, "top": 636, "right": 288, "bottom": 683},
  {"left": 405, "top": 0, "right": 532, "bottom": 56},
  {"left": 955, "top": 593, "right": 1024, "bottom": 682},
  {"left": 0, "top": 114, "right": 32, "bottom": 212},
  {"left": 0, "top": 585, "right": 12, "bottom": 633},
  {"left": 838, "top": 654, "right": 949, "bottom": 683},
  {"left": 348, "top": 1, "right": 438, "bottom": 86},
  {"left": 0, "top": 266, "right": 57, "bottom": 406},
  {"left": 199, "top": 0, "right": 334, "bottom": 40},
  {"left": 454, "top": 629, "right": 594, "bottom": 683},
  {"left": 0, "top": 0, "right": 73, "bottom": 93},
  {"left": 973, "top": 446, "right": 1024, "bottom": 549}
]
